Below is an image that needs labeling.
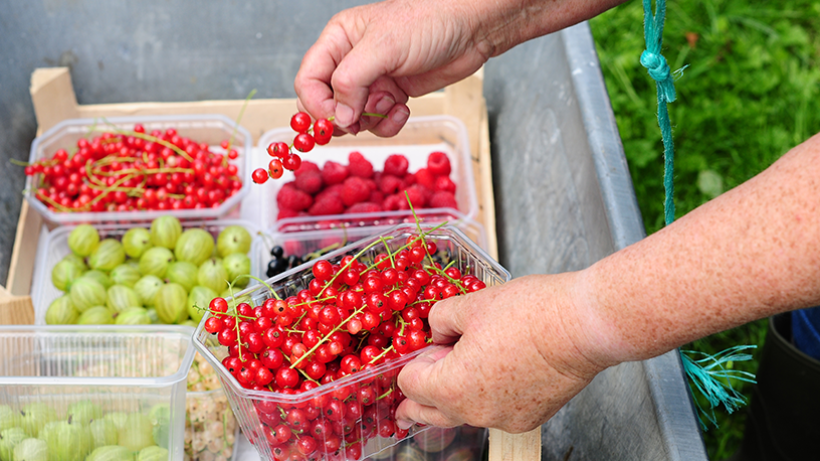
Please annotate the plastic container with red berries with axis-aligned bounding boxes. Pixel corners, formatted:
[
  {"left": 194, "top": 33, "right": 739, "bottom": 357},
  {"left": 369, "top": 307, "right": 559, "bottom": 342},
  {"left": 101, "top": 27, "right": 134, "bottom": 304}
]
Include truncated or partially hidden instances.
[
  {"left": 192, "top": 223, "right": 510, "bottom": 461},
  {"left": 25, "top": 114, "right": 253, "bottom": 225},
  {"left": 249, "top": 116, "right": 478, "bottom": 231}
]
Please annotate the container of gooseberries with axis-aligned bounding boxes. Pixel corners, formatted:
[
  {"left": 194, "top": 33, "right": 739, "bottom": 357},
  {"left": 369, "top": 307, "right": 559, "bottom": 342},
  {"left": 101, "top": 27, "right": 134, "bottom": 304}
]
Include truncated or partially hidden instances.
[
  {"left": 30, "top": 217, "right": 261, "bottom": 326},
  {"left": 192, "top": 222, "right": 511, "bottom": 461},
  {"left": 185, "top": 352, "right": 240, "bottom": 460},
  {"left": 253, "top": 115, "right": 478, "bottom": 231},
  {"left": 24, "top": 114, "right": 253, "bottom": 225},
  {"left": 0, "top": 324, "right": 195, "bottom": 461}
]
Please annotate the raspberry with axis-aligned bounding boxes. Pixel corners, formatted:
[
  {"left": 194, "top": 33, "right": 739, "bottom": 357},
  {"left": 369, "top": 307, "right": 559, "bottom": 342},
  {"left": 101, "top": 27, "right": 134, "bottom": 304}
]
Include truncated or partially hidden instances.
[
  {"left": 294, "top": 160, "right": 320, "bottom": 178},
  {"left": 277, "top": 208, "right": 300, "bottom": 220},
  {"left": 345, "top": 202, "right": 383, "bottom": 214},
  {"left": 378, "top": 174, "right": 402, "bottom": 195},
  {"left": 414, "top": 167, "right": 436, "bottom": 189},
  {"left": 434, "top": 175, "right": 456, "bottom": 193},
  {"left": 309, "top": 194, "right": 345, "bottom": 216},
  {"left": 383, "top": 154, "right": 409, "bottom": 177},
  {"left": 315, "top": 183, "right": 344, "bottom": 202},
  {"left": 295, "top": 170, "right": 323, "bottom": 195},
  {"left": 383, "top": 194, "right": 403, "bottom": 211},
  {"left": 348, "top": 151, "right": 374, "bottom": 178},
  {"left": 341, "top": 176, "right": 371, "bottom": 206},
  {"left": 427, "top": 151, "right": 451, "bottom": 176},
  {"left": 429, "top": 191, "right": 458, "bottom": 209},
  {"left": 401, "top": 173, "right": 416, "bottom": 189},
  {"left": 369, "top": 190, "right": 384, "bottom": 204},
  {"left": 284, "top": 240, "right": 304, "bottom": 257},
  {"left": 277, "top": 184, "right": 313, "bottom": 211},
  {"left": 322, "top": 161, "right": 349, "bottom": 185},
  {"left": 405, "top": 184, "right": 432, "bottom": 207}
]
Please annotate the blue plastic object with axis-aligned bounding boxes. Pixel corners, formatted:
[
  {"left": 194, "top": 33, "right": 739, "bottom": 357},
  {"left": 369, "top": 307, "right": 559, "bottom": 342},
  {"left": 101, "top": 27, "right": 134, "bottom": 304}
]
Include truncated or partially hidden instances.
[{"left": 792, "top": 307, "right": 820, "bottom": 361}]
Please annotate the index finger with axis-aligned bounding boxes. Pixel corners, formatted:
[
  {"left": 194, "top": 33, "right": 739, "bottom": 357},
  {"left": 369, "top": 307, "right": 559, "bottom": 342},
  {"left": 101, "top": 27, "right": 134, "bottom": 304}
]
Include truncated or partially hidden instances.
[{"left": 294, "top": 23, "right": 353, "bottom": 120}]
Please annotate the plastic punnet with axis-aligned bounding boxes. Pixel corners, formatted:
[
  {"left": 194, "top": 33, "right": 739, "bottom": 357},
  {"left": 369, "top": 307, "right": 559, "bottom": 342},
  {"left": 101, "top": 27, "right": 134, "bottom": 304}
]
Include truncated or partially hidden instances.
[{"left": 193, "top": 223, "right": 510, "bottom": 461}]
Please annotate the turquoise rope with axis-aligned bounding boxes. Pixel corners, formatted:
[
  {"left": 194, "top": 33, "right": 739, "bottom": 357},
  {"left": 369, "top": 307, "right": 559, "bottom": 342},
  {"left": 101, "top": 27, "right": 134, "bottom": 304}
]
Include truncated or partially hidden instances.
[
  {"left": 640, "top": 0, "right": 676, "bottom": 226},
  {"left": 639, "top": 0, "right": 755, "bottom": 430}
]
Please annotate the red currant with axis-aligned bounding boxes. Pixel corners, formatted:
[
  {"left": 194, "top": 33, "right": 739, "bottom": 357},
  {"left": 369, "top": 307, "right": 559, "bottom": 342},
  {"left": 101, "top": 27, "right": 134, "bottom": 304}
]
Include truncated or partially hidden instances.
[
  {"left": 252, "top": 168, "right": 269, "bottom": 184},
  {"left": 290, "top": 112, "right": 312, "bottom": 133}
]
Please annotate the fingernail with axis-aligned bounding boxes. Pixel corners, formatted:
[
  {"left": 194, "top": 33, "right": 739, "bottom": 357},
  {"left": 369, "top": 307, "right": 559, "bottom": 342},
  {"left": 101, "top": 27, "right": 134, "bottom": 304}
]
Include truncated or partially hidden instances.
[
  {"left": 396, "top": 419, "right": 413, "bottom": 430},
  {"left": 375, "top": 95, "right": 395, "bottom": 115},
  {"left": 335, "top": 103, "right": 355, "bottom": 128},
  {"left": 392, "top": 107, "right": 410, "bottom": 125}
]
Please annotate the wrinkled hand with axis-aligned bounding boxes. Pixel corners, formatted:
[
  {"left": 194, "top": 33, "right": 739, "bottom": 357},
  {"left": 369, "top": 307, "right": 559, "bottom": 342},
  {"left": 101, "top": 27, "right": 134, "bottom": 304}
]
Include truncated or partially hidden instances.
[
  {"left": 294, "top": 0, "right": 494, "bottom": 136},
  {"left": 395, "top": 273, "right": 615, "bottom": 433}
]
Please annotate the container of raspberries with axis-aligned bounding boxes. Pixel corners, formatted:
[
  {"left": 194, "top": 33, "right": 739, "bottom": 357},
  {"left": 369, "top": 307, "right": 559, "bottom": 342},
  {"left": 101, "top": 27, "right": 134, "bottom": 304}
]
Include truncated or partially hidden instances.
[
  {"left": 253, "top": 116, "right": 478, "bottom": 232},
  {"left": 24, "top": 114, "right": 253, "bottom": 225},
  {"left": 30, "top": 216, "right": 261, "bottom": 327},
  {"left": 192, "top": 222, "right": 511, "bottom": 461},
  {"left": 0, "top": 324, "right": 196, "bottom": 461}
]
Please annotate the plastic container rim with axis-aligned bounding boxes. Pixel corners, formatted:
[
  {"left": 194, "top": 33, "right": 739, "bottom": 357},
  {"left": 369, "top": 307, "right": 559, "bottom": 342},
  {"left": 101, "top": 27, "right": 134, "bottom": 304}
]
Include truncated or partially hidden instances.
[
  {"left": 25, "top": 113, "right": 253, "bottom": 223},
  {"left": 193, "top": 222, "right": 511, "bottom": 403},
  {"left": 0, "top": 324, "right": 197, "bottom": 387}
]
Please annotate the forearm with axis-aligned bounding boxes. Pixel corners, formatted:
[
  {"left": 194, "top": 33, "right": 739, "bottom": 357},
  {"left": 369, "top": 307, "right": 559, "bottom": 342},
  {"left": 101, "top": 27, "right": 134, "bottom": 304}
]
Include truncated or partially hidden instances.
[
  {"left": 465, "top": 0, "right": 630, "bottom": 57},
  {"left": 577, "top": 133, "right": 820, "bottom": 366}
]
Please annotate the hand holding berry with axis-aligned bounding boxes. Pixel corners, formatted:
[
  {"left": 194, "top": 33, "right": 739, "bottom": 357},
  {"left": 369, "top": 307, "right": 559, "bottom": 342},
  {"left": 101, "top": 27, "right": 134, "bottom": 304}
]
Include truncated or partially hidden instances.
[{"left": 395, "top": 273, "right": 615, "bottom": 433}]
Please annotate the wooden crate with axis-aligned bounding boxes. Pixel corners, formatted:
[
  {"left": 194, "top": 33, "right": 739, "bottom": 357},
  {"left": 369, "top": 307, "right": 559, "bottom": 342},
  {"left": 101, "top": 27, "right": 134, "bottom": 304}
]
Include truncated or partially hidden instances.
[{"left": 0, "top": 67, "right": 540, "bottom": 461}]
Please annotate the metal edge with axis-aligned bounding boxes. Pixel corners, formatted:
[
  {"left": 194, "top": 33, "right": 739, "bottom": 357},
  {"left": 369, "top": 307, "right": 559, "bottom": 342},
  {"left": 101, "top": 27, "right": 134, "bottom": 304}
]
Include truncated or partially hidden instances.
[{"left": 560, "top": 22, "right": 708, "bottom": 460}]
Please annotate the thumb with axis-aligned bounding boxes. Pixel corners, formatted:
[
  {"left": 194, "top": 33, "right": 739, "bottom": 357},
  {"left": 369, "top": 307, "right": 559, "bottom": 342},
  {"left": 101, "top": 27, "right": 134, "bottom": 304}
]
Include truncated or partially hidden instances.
[
  {"left": 428, "top": 295, "right": 468, "bottom": 345},
  {"left": 396, "top": 346, "right": 464, "bottom": 428}
]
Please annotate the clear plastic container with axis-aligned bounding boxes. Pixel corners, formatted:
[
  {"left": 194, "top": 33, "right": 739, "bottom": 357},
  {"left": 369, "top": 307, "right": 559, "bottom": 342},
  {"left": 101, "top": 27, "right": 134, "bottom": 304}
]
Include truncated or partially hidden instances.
[
  {"left": 25, "top": 114, "right": 253, "bottom": 225},
  {"left": 193, "top": 223, "right": 511, "bottom": 461},
  {"left": 30, "top": 219, "right": 261, "bottom": 325},
  {"left": 0, "top": 325, "right": 196, "bottom": 460},
  {"left": 185, "top": 352, "right": 240, "bottom": 461},
  {"left": 251, "top": 116, "right": 478, "bottom": 231},
  {"left": 252, "top": 213, "right": 488, "bottom": 280}
]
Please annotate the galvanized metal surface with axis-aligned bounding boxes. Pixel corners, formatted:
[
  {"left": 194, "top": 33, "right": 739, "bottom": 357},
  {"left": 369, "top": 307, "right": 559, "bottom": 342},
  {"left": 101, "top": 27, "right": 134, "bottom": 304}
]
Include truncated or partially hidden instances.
[
  {"left": 0, "top": 2, "right": 706, "bottom": 459},
  {"left": 485, "top": 22, "right": 708, "bottom": 461}
]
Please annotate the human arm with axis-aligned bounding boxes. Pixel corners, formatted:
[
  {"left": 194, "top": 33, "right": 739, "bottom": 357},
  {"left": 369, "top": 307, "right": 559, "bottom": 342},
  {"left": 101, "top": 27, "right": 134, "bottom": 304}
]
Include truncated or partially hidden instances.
[
  {"left": 395, "top": 132, "right": 820, "bottom": 432},
  {"left": 293, "top": 0, "right": 628, "bottom": 135}
]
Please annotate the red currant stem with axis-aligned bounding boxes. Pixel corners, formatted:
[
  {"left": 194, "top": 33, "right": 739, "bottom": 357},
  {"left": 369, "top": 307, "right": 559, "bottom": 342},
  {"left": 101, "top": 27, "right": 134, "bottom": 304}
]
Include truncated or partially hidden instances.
[
  {"left": 398, "top": 317, "right": 407, "bottom": 336},
  {"left": 404, "top": 191, "right": 440, "bottom": 269},
  {"left": 369, "top": 345, "right": 394, "bottom": 364},
  {"left": 98, "top": 118, "right": 195, "bottom": 162},
  {"left": 409, "top": 298, "right": 437, "bottom": 306},
  {"left": 37, "top": 193, "right": 76, "bottom": 212},
  {"left": 9, "top": 159, "right": 31, "bottom": 167},
  {"left": 361, "top": 112, "right": 388, "bottom": 119},
  {"left": 285, "top": 329, "right": 305, "bottom": 334},
  {"left": 279, "top": 406, "right": 288, "bottom": 420},
  {"left": 224, "top": 89, "right": 256, "bottom": 163},
  {"left": 316, "top": 238, "right": 395, "bottom": 299},
  {"left": 376, "top": 388, "right": 394, "bottom": 401},
  {"left": 84, "top": 162, "right": 108, "bottom": 187},
  {"left": 303, "top": 241, "right": 342, "bottom": 262},
  {"left": 355, "top": 331, "right": 370, "bottom": 351},
  {"left": 378, "top": 236, "right": 396, "bottom": 269},
  {"left": 423, "top": 264, "right": 468, "bottom": 294},
  {"left": 289, "top": 305, "right": 368, "bottom": 369},
  {"left": 195, "top": 303, "right": 256, "bottom": 320},
  {"left": 359, "top": 221, "right": 448, "bottom": 273},
  {"left": 231, "top": 274, "right": 281, "bottom": 301},
  {"left": 91, "top": 166, "right": 194, "bottom": 177},
  {"left": 93, "top": 156, "right": 142, "bottom": 166}
]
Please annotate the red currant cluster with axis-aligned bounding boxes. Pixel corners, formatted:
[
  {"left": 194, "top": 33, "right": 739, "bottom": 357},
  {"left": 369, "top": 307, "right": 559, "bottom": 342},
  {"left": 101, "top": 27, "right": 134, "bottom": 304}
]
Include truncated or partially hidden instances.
[
  {"left": 24, "top": 124, "right": 243, "bottom": 212},
  {"left": 201, "top": 232, "right": 486, "bottom": 460},
  {"left": 252, "top": 112, "right": 334, "bottom": 185}
]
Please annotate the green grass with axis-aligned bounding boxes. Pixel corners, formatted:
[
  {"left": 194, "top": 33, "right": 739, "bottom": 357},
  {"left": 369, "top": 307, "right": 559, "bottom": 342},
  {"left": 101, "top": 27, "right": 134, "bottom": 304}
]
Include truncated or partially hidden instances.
[{"left": 589, "top": 0, "right": 820, "bottom": 459}]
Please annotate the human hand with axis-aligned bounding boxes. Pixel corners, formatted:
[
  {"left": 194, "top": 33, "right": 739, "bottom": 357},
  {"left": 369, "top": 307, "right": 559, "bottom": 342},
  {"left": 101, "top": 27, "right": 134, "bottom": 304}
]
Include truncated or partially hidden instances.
[
  {"left": 294, "top": 0, "right": 495, "bottom": 136},
  {"left": 395, "top": 273, "right": 617, "bottom": 432}
]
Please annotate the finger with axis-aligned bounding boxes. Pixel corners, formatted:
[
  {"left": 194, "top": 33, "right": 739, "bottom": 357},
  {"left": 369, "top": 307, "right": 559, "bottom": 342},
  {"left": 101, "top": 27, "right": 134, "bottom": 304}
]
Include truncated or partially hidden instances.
[
  {"left": 357, "top": 91, "right": 411, "bottom": 137},
  {"left": 395, "top": 399, "right": 463, "bottom": 430},
  {"left": 428, "top": 296, "right": 468, "bottom": 345},
  {"left": 330, "top": 35, "right": 399, "bottom": 128},
  {"left": 397, "top": 345, "right": 452, "bottom": 407},
  {"left": 294, "top": 24, "right": 354, "bottom": 120}
]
